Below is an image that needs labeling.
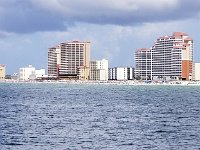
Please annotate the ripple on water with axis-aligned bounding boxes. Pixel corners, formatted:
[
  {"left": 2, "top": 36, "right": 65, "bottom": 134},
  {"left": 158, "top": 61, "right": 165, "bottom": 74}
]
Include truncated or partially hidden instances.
[{"left": 0, "top": 83, "right": 200, "bottom": 149}]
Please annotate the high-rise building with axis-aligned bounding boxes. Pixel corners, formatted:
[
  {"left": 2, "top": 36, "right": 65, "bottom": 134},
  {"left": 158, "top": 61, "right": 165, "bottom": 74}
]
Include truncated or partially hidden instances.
[
  {"left": 48, "top": 46, "right": 58, "bottom": 78},
  {"left": 152, "top": 32, "right": 193, "bottom": 80},
  {"left": 0, "top": 65, "right": 6, "bottom": 80},
  {"left": 48, "top": 41, "right": 91, "bottom": 80},
  {"left": 89, "top": 59, "right": 108, "bottom": 81},
  {"left": 135, "top": 48, "right": 151, "bottom": 80},
  {"left": 108, "top": 67, "right": 133, "bottom": 80},
  {"left": 135, "top": 32, "right": 193, "bottom": 81}
]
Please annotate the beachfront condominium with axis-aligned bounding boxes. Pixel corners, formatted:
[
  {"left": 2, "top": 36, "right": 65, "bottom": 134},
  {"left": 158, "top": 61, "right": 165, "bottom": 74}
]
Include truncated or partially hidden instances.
[
  {"left": 48, "top": 41, "right": 91, "bottom": 80},
  {"left": 108, "top": 67, "right": 133, "bottom": 80},
  {"left": 0, "top": 64, "right": 6, "bottom": 80},
  {"left": 135, "top": 32, "right": 193, "bottom": 81},
  {"left": 89, "top": 59, "right": 108, "bottom": 81},
  {"left": 135, "top": 48, "right": 151, "bottom": 80}
]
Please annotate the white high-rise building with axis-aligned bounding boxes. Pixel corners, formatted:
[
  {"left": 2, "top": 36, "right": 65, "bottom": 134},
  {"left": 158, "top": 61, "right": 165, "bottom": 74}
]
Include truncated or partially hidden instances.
[
  {"left": 135, "top": 48, "right": 151, "bottom": 80},
  {"left": 152, "top": 32, "right": 193, "bottom": 80},
  {"left": 90, "top": 59, "right": 108, "bottom": 81},
  {"left": 135, "top": 32, "right": 193, "bottom": 81}
]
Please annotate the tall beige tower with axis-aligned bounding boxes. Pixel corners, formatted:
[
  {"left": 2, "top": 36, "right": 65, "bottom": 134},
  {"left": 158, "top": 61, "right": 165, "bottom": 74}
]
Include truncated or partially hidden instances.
[{"left": 48, "top": 41, "right": 91, "bottom": 80}]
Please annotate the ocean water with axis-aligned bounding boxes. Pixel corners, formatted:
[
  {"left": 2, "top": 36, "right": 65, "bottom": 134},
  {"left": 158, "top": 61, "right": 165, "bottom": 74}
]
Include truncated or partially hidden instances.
[{"left": 0, "top": 83, "right": 200, "bottom": 150}]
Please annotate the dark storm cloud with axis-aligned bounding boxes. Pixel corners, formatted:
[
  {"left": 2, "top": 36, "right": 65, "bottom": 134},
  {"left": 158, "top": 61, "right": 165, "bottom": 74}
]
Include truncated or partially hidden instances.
[
  {"left": 0, "top": 1, "right": 67, "bottom": 33},
  {"left": 0, "top": 0, "right": 200, "bottom": 33},
  {"left": 72, "top": 0, "right": 200, "bottom": 25}
]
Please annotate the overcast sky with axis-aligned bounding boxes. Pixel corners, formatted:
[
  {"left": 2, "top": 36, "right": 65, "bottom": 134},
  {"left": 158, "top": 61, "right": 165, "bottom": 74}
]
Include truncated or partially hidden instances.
[{"left": 1, "top": 0, "right": 200, "bottom": 74}]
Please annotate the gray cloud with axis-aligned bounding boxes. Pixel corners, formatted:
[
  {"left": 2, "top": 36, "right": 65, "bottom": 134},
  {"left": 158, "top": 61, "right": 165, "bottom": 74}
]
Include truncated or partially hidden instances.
[
  {"left": 0, "top": 0, "right": 200, "bottom": 33},
  {"left": 0, "top": 0, "right": 67, "bottom": 33}
]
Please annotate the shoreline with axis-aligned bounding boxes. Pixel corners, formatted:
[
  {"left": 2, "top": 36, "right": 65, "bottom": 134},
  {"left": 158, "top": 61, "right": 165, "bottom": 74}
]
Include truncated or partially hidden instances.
[{"left": 0, "top": 79, "right": 200, "bottom": 86}]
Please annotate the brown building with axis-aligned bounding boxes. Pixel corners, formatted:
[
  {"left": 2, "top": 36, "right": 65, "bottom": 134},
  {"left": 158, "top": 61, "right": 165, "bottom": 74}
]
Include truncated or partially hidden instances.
[{"left": 48, "top": 41, "right": 90, "bottom": 80}]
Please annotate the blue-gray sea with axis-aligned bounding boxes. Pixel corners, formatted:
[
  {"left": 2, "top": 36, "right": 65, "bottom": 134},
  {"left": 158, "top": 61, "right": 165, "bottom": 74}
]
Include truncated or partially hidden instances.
[{"left": 0, "top": 83, "right": 200, "bottom": 150}]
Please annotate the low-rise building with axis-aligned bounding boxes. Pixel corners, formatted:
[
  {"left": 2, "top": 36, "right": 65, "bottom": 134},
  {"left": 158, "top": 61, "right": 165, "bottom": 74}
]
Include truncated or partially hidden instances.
[
  {"left": 19, "top": 65, "right": 46, "bottom": 80},
  {"left": 109, "top": 67, "right": 133, "bottom": 80},
  {"left": 0, "top": 65, "right": 6, "bottom": 80},
  {"left": 78, "top": 66, "right": 90, "bottom": 80},
  {"left": 19, "top": 65, "right": 35, "bottom": 80},
  {"left": 11, "top": 73, "right": 19, "bottom": 80},
  {"left": 35, "top": 69, "right": 46, "bottom": 78},
  {"left": 192, "top": 63, "right": 200, "bottom": 81}
]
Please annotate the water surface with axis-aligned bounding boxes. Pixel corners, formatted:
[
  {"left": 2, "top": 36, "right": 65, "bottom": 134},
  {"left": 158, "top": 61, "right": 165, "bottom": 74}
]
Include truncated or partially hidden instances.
[{"left": 0, "top": 83, "right": 200, "bottom": 149}]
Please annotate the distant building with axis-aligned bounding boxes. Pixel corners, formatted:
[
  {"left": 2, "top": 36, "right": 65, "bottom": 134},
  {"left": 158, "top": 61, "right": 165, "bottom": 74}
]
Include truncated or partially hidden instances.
[
  {"left": 0, "top": 65, "right": 6, "bottom": 80},
  {"left": 48, "top": 41, "right": 91, "bottom": 80},
  {"left": 5, "top": 73, "right": 19, "bottom": 80},
  {"left": 11, "top": 73, "right": 19, "bottom": 80},
  {"left": 192, "top": 63, "right": 200, "bottom": 81},
  {"left": 19, "top": 65, "right": 35, "bottom": 80},
  {"left": 108, "top": 67, "right": 133, "bottom": 80},
  {"left": 35, "top": 69, "right": 46, "bottom": 78},
  {"left": 89, "top": 59, "right": 108, "bottom": 81},
  {"left": 135, "top": 32, "right": 193, "bottom": 81},
  {"left": 19, "top": 65, "right": 45, "bottom": 80},
  {"left": 152, "top": 32, "right": 193, "bottom": 80},
  {"left": 29, "top": 69, "right": 46, "bottom": 80},
  {"left": 78, "top": 66, "right": 90, "bottom": 80},
  {"left": 132, "top": 67, "right": 135, "bottom": 79},
  {"left": 135, "top": 48, "right": 151, "bottom": 80}
]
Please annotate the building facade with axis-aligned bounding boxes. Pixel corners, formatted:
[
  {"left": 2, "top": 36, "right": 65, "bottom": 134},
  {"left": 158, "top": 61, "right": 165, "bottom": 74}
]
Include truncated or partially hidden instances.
[
  {"left": 108, "top": 67, "right": 133, "bottom": 80},
  {"left": 19, "top": 65, "right": 45, "bottom": 80},
  {"left": 192, "top": 63, "right": 200, "bottom": 81},
  {"left": 135, "top": 32, "right": 193, "bottom": 81},
  {"left": 29, "top": 69, "right": 46, "bottom": 79},
  {"left": 19, "top": 65, "right": 36, "bottom": 80},
  {"left": 152, "top": 32, "right": 193, "bottom": 80},
  {"left": 48, "top": 41, "right": 90, "bottom": 80},
  {"left": 0, "top": 65, "right": 6, "bottom": 80},
  {"left": 135, "top": 48, "right": 151, "bottom": 80},
  {"left": 89, "top": 59, "right": 108, "bottom": 81},
  {"left": 35, "top": 69, "right": 46, "bottom": 79},
  {"left": 48, "top": 46, "right": 58, "bottom": 78}
]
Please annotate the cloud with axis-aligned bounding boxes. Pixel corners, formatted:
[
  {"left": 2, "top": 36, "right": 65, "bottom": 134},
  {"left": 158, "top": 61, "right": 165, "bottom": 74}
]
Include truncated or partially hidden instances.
[
  {"left": 0, "top": 0, "right": 200, "bottom": 33},
  {"left": 0, "top": 31, "right": 14, "bottom": 38},
  {"left": 1, "top": 17, "right": 200, "bottom": 73},
  {"left": 0, "top": 0, "right": 67, "bottom": 33},
  {"left": 29, "top": 0, "right": 200, "bottom": 24}
]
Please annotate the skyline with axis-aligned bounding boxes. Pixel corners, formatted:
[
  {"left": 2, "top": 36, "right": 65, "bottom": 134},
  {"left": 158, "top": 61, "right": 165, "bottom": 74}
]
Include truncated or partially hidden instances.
[{"left": 1, "top": 0, "right": 200, "bottom": 74}]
